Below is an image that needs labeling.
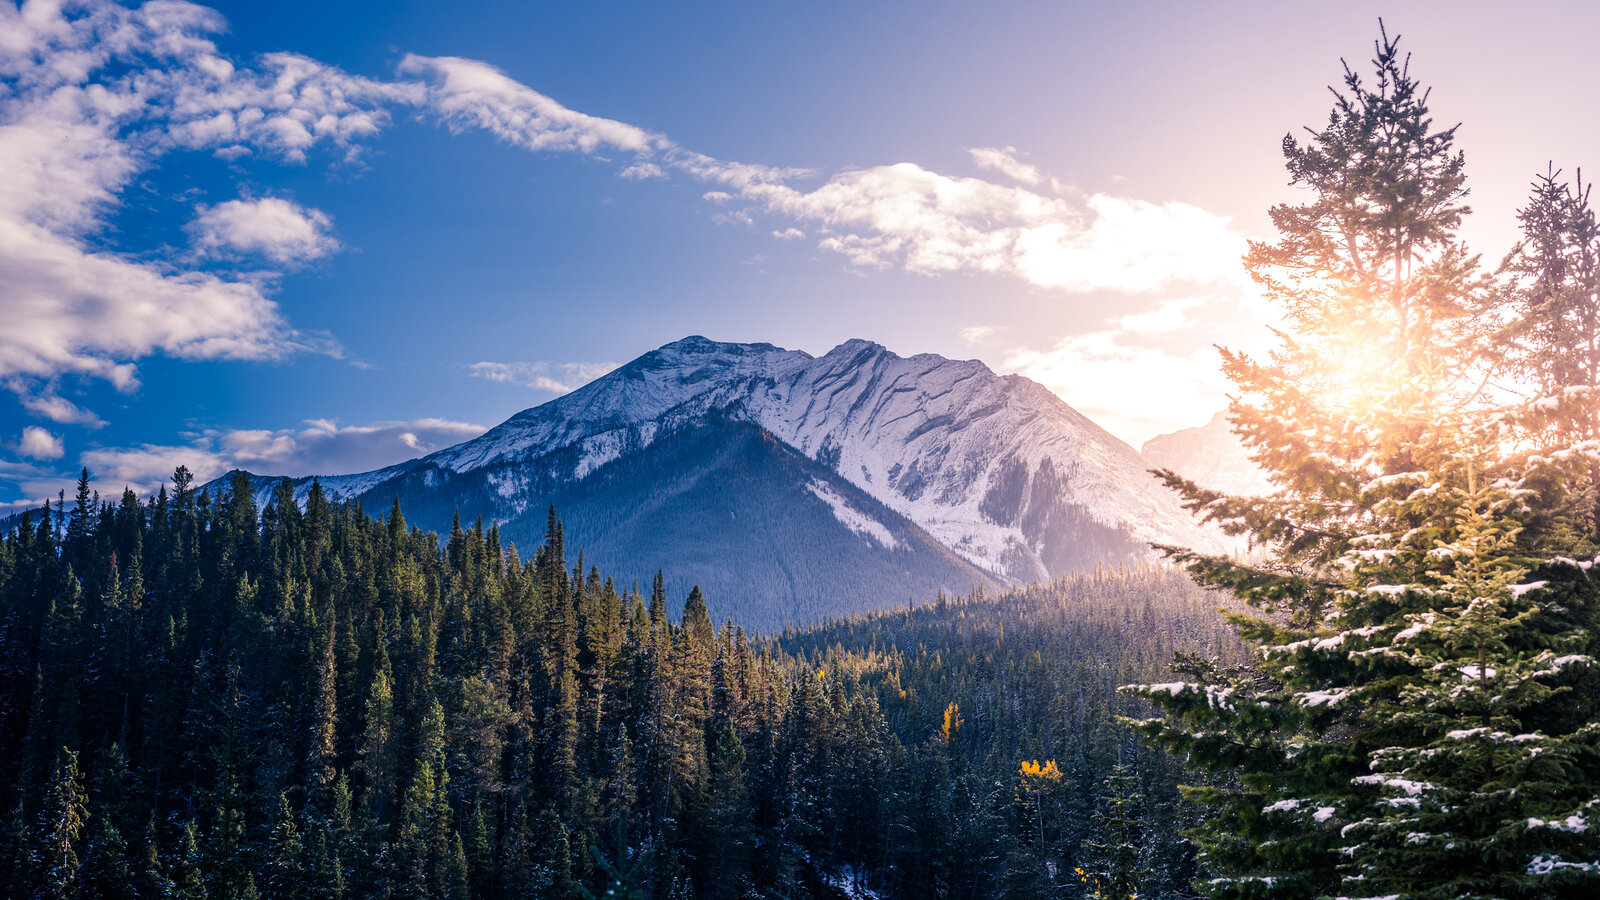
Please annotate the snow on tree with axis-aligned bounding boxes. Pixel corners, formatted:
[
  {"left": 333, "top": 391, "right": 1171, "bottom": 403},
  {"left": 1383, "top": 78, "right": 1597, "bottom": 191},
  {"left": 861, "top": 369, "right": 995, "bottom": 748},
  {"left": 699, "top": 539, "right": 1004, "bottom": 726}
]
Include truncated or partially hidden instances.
[{"left": 1126, "top": 22, "right": 1600, "bottom": 900}]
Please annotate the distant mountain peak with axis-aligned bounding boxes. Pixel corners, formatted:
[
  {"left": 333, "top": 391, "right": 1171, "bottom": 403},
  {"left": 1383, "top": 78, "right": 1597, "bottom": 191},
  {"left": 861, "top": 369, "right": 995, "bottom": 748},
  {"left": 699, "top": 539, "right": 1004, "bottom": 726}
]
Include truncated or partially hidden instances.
[
  {"left": 656, "top": 334, "right": 788, "bottom": 355},
  {"left": 1141, "top": 410, "right": 1273, "bottom": 496},
  {"left": 206, "top": 334, "right": 1226, "bottom": 623}
]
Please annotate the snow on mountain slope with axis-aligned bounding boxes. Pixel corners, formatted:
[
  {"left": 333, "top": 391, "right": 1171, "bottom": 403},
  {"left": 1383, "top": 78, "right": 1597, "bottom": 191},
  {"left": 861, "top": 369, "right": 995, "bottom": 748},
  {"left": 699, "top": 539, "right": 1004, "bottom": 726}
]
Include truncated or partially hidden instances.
[
  {"left": 734, "top": 338, "right": 1223, "bottom": 578},
  {"left": 206, "top": 336, "right": 1223, "bottom": 584},
  {"left": 805, "top": 478, "right": 899, "bottom": 550},
  {"left": 1141, "top": 411, "right": 1274, "bottom": 496}
]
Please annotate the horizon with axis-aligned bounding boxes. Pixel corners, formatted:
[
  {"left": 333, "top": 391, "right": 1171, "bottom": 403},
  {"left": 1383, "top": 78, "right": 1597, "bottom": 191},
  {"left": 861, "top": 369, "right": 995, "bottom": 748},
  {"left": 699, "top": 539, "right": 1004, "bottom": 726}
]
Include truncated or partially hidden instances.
[{"left": 3, "top": 0, "right": 1598, "bottom": 508}]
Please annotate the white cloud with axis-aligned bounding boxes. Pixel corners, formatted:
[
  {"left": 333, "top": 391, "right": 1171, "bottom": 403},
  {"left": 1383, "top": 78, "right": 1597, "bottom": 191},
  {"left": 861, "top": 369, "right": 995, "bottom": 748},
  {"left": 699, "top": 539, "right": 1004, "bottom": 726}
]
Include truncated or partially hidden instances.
[
  {"left": 1010, "top": 195, "right": 1247, "bottom": 292},
  {"left": 18, "top": 426, "right": 63, "bottom": 460},
  {"left": 190, "top": 197, "right": 339, "bottom": 263},
  {"left": 398, "top": 55, "right": 663, "bottom": 156},
  {"left": 967, "top": 146, "right": 1041, "bottom": 185},
  {"left": 385, "top": 60, "right": 1247, "bottom": 294},
  {"left": 467, "top": 360, "right": 619, "bottom": 394},
  {"left": 620, "top": 162, "right": 664, "bottom": 180},
  {"left": 0, "top": 0, "right": 403, "bottom": 416},
  {"left": 696, "top": 161, "right": 1248, "bottom": 293},
  {"left": 19, "top": 392, "right": 106, "bottom": 427},
  {"left": 0, "top": 217, "right": 297, "bottom": 387},
  {"left": 772, "top": 227, "right": 805, "bottom": 240},
  {"left": 998, "top": 294, "right": 1277, "bottom": 446},
  {"left": 1005, "top": 332, "right": 1230, "bottom": 448},
  {"left": 71, "top": 417, "right": 488, "bottom": 498},
  {"left": 1113, "top": 295, "right": 1207, "bottom": 335}
]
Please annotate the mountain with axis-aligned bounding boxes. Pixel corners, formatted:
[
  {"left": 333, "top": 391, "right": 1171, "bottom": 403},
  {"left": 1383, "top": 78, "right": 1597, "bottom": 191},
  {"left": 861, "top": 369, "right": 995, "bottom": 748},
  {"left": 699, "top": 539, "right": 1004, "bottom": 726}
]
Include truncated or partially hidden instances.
[
  {"left": 1140, "top": 410, "right": 1274, "bottom": 496},
  {"left": 210, "top": 336, "right": 1224, "bottom": 625}
]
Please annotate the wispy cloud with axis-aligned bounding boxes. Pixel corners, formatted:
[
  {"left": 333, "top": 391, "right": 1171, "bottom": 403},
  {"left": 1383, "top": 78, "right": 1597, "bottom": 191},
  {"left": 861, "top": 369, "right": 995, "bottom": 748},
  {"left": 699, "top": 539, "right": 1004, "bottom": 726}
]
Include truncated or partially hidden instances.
[
  {"left": 7, "top": 416, "right": 490, "bottom": 501},
  {"left": 699, "top": 164, "right": 1245, "bottom": 292},
  {"left": 967, "top": 146, "right": 1041, "bottom": 185},
  {"left": 385, "top": 55, "right": 1248, "bottom": 295},
  {"left": 397, "top": 55, "right": 664, "bottom": 156},
  {"left": 0, "top": 0, "right": 1253, "bottom": 444},
  {"left": 467, "top": 361, "right": 619, "bottom": 394},
  {"left": 959, "top": 324, "right": 1003, "bottom": 345},
  {"left": 18, "top": 392, "right": 106, "bottom": 428},
  {"left": 1113, "top": 295, "right": 1207, "bottom": 335}
]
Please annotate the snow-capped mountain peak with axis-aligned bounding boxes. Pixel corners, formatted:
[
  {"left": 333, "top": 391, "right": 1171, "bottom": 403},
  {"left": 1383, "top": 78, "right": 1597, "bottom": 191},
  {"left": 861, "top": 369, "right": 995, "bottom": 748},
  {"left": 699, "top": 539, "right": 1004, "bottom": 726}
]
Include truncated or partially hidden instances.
[{"left": 253, "top": 336, "right": 1223, "bottom": 587}]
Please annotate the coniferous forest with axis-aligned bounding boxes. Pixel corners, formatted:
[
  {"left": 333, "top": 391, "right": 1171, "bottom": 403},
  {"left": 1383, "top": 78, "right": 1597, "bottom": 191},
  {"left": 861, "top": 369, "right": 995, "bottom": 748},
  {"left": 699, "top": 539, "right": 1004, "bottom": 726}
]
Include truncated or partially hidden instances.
[
  {"left": 10, "top": 14, "right": 1600, "bottom": 900},
  {"left": 0, "top": 470, "right": 1236, "bottom": 900}
]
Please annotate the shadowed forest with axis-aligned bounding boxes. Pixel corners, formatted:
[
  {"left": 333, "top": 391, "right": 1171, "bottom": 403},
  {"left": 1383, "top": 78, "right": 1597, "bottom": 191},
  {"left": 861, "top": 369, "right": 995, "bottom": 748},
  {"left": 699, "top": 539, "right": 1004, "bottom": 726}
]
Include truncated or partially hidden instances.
[{"left": 0, "top": 471, "right": 1236, "bottom": 899}]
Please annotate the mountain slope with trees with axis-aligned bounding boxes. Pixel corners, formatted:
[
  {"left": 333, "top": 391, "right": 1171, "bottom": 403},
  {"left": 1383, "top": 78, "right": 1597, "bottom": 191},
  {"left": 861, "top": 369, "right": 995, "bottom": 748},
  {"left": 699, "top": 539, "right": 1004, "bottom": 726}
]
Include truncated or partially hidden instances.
[
  {"left": 201, "top": 335, "right": 1210, "bottom": 624},
  {"left": 0, "top": 467, "right": 1236, "bottom": 899}
]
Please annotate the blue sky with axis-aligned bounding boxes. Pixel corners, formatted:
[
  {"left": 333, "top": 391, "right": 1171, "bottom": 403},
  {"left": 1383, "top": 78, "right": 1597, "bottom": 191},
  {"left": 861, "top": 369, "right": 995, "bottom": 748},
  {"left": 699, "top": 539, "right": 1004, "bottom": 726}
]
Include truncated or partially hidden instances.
[{"left": 2, "top": 0, "right": 1596, "bottom": 507}]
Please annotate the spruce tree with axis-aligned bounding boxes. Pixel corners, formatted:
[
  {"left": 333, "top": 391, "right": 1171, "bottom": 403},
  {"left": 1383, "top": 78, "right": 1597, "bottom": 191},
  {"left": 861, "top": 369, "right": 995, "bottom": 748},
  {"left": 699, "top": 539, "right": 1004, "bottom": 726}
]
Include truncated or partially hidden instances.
[
  {"left": 1126, "top": 22, "right": 1600, "bottom": 900},
  {"left": 35, "top": 748, "right": 88, "bottom": 900},
  {"left": 1081, "top": 765, "right": 1143, "bottom": 900},
  {"left": 263, "top": 794, "right": 303, "bottom": 900},
  {"left": 78, "top": 812, "right": 136, "bottom": 900}
]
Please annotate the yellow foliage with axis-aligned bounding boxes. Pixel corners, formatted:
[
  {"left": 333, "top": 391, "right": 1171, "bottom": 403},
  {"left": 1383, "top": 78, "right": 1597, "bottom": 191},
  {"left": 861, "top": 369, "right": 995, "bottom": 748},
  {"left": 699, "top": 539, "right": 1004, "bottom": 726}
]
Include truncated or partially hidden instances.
[
  {"left": 1017, "top": 758, "right": 1063, "bottom": 800},
  {"left": 1018, "top": 758, "right": 1061, "bottom": 781},
  {"left": 939, "top": 701, "right": 962, "bottom": 742},
  {"left": 1072, "top": 862, "right": 1136, "bottom": 900}
]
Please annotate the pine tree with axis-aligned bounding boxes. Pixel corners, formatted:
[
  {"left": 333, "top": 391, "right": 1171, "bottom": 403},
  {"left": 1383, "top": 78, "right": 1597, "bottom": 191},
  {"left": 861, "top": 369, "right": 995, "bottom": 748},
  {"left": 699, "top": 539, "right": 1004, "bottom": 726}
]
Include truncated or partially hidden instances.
[
  {"left": 1503, "top": 165, "right": 1600, "bottom": 546},
  {"left": 1081, "top": 765, "right": 1143, "bottom": 900},
  {"left": 527, "top": 805, "right": 576, "bottom": 899},
  {"left": 392, "top": 758, "right": 435, "bottom": 900},
  {"left": 1505, "top": 166, "right": 1600, "bottom": 441},
  {"left": 8, "top": 800, "right": 33, "bottom": 892},
  {"left": 137, "top": 817, "right": 175, "bottom": 899},
  {"left": 35, "top": 748, "right": 87, "bottom": 900},
  {"left": 357, "top": 632, "right": 398, "bottom": 831},
  {"left": 578, "top": 819, "right": 651, "bottom": 900},
  {"left": 263, "top": 794, "right": 303, "bottom": 900},
  {"left": 77, "top": 813, "right": 135, "bottom": 900},
  {"left": 695, "top": 720, "right": 752, "bottom": 900},
  {"left": 1126, "top": 22, "right": 1600, "bottom": 900},
  {"left": 171, "top": 822, "right": 207, "bottom": 900}
]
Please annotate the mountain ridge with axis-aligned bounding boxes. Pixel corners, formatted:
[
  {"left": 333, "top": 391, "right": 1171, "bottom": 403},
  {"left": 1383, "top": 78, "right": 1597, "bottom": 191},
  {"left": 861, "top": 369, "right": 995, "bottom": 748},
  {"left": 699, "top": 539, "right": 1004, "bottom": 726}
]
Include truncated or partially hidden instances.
[{"left": 202, "top": 335, "right": 1226, "bottom": 621}]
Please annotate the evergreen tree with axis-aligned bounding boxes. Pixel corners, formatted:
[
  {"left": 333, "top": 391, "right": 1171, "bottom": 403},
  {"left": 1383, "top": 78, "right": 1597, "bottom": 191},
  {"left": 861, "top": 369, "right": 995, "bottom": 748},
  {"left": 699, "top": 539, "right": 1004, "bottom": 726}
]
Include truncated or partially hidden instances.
[
  {"left": 264, "top": 794, "right": 303, "bottom": 900},
  {"left": 35, "top": 748, "right": 87, "bottom": 900},
  {"left": 171, "top": 822, "right": 207, "bottom": 900},
  {"left": 78, "top": 813, "right": 135, "bottom": 900},
  {"left": 695, "top": 720, "right": 752, "bottom": 900},
  {"left": 1081, "top": 765, "right": 1143, "bottom": 900},
  {"left": 1127, "top": 22, "right": 1600, "bottom": 900}
]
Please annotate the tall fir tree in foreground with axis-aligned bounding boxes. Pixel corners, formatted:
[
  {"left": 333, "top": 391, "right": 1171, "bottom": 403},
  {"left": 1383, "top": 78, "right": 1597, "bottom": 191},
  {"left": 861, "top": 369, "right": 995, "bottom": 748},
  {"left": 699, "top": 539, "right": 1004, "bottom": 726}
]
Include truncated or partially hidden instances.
[{"left": 1127, "top": 23, "right": 1600, "bottom": 899}]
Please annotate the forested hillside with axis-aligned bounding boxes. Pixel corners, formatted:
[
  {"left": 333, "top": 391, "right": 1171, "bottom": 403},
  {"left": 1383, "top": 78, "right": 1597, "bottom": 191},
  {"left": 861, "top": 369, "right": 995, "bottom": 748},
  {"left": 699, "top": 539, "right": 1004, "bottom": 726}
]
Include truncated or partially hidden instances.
[{"left": 0, "top": 469, "right": 1235, "bottom": 899}]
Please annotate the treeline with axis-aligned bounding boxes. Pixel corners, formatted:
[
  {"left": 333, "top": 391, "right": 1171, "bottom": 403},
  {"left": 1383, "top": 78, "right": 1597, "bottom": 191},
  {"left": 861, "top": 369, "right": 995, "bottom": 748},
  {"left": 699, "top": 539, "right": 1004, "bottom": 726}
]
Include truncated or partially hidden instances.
[
  {"left": 780, "top": 569, "right": 1245, "bottom": 896},
  {"left": 0, "top": 469, "right": 1231, "bottom": 899}
]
